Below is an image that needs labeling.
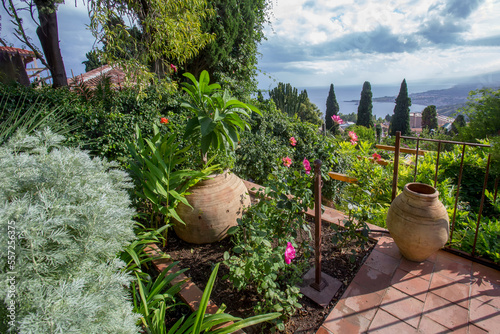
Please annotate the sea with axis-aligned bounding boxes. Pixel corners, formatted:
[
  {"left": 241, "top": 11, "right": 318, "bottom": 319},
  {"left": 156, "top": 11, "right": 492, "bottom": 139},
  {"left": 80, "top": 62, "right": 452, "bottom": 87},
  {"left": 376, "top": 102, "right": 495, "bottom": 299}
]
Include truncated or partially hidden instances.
[{"left": 295, "top": 83, "right": 454, "bottom": 119}]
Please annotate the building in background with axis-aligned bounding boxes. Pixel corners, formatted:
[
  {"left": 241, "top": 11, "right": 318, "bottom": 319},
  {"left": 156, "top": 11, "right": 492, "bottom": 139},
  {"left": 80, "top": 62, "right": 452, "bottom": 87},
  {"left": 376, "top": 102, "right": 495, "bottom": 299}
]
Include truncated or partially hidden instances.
[
  {"left": 409, "top": 112, "right": 455, "bottom": 133},
  {"left": 0, "top": 46, "right": 48, "bottom": 86}
]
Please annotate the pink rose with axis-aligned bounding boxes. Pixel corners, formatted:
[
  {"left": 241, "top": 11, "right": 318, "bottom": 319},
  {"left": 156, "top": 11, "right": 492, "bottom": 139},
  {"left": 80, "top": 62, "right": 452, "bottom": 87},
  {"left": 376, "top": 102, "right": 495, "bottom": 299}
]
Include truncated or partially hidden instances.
[
  {"left": 331, "top": 115, "right": 343, "bottom": 125},
  {"left": 282, "top": 156, "right": 292, "bottom": 167},
  {"left": 348, "top": 131, "right": 358, "bottom": 145},
  {"left": 303, "top": 158, "right": 311, "bottom": 175},
  {"left": 285, "top": 242, "right": 296, "bottom": 264}
]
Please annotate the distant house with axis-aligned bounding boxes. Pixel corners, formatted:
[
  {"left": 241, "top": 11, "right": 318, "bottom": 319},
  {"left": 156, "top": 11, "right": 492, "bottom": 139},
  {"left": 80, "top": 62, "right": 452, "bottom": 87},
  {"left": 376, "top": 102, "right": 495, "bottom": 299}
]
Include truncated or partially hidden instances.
[
  {"left": 68, "top": 65, "right": 130, "bottom": 90},
  {"left": 0, "top": 46, "right": 48, "bottom": 86},
  {"left": 339, "top": 121, "right": 356, "bottom": 132},
  {"left": 409, "top": 112, "right": 455, "bottom": 133}
]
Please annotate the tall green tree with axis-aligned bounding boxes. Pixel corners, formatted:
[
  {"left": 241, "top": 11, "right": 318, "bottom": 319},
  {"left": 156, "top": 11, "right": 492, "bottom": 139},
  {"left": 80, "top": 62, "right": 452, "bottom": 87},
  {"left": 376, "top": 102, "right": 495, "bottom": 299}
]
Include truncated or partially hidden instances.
[
  {"left": 325, "top": 84, "right": 340, "bottom": 134},
  {"left": 183, "top": 0, "right": 269, "bottom": 98},
  {"left": 376, "top": 123, "right": 382, "bottom": 143},
  {"left": 390, "top": 79, "right": 412, "bottom": 135},
  {"left": 421, "top": 105, "right": 438, "bottom": 130},
  {"left": 457, "top": 88, "right": 500, "bottom": 141},
  {"left": 82, "top": 50, "right": 103, "bottom": 72},
  {"left": 2, "top": 0, "right": 67, "bottom": 87},
  {"left": 356, "top": 81, "right": 373, "bottom": 128},
  {"left": 88, "top": 0, "right": 214, "bottom": 90},
  {"left": 451, "top": 114, "right": 466, "bottom": 135},
  {"left": 298, "top": 92, "right": 323, "bottom": 126}
]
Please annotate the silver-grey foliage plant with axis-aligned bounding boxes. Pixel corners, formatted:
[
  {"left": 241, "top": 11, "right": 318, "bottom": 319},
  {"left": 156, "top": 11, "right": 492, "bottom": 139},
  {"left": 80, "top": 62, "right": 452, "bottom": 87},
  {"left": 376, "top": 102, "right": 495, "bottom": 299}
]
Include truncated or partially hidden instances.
[{"left": 0, "top": 129, "right": 140, "bottom": 333}]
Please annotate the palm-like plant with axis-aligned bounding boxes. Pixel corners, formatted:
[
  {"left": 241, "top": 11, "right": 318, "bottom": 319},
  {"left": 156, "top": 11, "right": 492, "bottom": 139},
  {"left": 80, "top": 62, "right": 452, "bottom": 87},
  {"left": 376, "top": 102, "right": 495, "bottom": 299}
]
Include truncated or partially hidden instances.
[
  {"left": 181, "top": 70, "right": 262, "bottom": 167},
  {"left": 128, "top": 124, "right": 218, "bottom": 228}
]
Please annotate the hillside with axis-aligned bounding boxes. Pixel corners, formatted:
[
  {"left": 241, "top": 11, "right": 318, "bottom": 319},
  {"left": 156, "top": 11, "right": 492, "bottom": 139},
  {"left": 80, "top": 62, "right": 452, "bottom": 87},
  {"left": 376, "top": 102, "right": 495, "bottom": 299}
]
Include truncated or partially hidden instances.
[{"left": 373, "top": 83, "right": 499, "bottom": 117}]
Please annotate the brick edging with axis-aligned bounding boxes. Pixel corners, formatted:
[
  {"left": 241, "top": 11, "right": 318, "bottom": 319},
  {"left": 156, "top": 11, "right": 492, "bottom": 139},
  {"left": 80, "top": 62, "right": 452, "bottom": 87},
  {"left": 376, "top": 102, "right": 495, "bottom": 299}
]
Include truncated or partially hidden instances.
[
  {"left": 144, "top": 243, "right": 220, "bottom": 314},
  {"left": 144, "top": 243, "right": 244, "bottom": 333}
]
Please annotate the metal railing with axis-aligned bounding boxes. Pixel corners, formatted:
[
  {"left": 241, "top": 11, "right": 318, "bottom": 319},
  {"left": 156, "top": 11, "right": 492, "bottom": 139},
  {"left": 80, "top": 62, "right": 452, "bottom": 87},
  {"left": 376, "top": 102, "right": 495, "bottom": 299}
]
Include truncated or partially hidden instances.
[{"left": 390, "top": 131, "right": 499, "bottom": 268}]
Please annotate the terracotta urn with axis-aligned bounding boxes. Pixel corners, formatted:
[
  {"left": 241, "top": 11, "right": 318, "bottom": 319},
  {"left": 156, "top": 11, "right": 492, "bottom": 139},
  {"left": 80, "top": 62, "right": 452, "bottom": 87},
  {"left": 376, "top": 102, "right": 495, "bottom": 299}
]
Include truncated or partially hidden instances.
[
  {"left": 174, "top": 171, "right": 250, "bottom": 244},
  {"left": 386, "top": 183, "right": 449, "bottom": 262}
]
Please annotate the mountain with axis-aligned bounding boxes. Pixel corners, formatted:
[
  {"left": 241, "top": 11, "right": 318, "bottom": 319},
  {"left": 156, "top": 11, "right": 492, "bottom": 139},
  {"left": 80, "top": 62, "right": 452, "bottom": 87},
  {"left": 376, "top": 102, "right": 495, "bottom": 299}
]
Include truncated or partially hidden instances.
[{"left": 373, "top": 81, "right": 500, "bottom": 117}]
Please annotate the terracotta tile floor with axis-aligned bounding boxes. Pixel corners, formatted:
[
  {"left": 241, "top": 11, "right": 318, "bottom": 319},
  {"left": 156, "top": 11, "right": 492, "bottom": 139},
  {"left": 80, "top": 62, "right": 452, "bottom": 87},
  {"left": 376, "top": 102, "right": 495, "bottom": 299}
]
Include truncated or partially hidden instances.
[{"left": 318, "top": 235, "right": 500, "bottom": 333}]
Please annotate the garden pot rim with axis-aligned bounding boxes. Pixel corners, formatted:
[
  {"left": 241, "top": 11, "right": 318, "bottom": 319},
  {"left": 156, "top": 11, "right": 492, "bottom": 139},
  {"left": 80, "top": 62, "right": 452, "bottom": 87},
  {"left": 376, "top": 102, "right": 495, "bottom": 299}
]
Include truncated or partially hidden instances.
[{"left": 403, "top": 182, "right": 439, "bottom": 199}]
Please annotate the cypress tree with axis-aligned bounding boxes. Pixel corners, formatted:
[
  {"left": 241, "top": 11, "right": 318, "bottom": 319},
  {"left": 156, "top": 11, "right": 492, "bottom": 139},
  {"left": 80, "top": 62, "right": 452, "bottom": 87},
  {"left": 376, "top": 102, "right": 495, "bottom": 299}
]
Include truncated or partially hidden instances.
[
  {"left": 421, "top": 105, "right": 438, "bottom": 130},
  {"left": 376, "top": 123, "right": 382, "bottom": 143},
  {"left": 325, "top": 84, "right": 340, "bottom": 134},
  {"left": 356, "top": 81, "right": 374, "bottom": 128},
  {"left": 451, "top": 114, "right": 466, "bottom": 134},
  {"left": 390, "top": 79, "right": 412, "bottom": 135}
]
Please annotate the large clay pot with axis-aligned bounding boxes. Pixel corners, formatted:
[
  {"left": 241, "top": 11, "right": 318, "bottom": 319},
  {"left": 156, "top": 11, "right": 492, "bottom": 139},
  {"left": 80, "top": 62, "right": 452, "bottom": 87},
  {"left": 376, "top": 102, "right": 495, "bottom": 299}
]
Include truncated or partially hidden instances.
[
  {"left": 174, "top": 171, "right": 250, "bottom": 244},
  {"left": 386, "top": 183, "right": 449, "bottom": 262}
]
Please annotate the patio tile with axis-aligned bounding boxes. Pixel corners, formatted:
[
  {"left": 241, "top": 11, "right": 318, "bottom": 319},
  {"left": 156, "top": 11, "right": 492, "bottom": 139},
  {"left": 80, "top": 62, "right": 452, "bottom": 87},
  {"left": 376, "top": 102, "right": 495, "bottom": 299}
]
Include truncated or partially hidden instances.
[
  {"left": 425, "top": 251, "right": 438, "bottom": 263},
  {"left": 342, "top": 281, "right": 385, "bottom": 320},
  {"left": 423, "top": 292, "right": 469, "bottom": 331},
  {"left": 472, "top": 262, "right": 500, "bottom": 286},
  {"left": 379, "top": 287, "right": 424, "bottom": 328},
  {"left": 429, "top": 273, "right": 471, "bottom": 308},
  {"left": 470, "top": 277, "right": 500, "bottom": 309},
  {"left": 437, "top": 250, "right": 472, "bottom": 266},
  {"left": 322, "top": 300, "right": 371, "bottom": 334},
  {"left": 315, "top": 325, "right": 333, "bottom": 334},
  {"left": 469, "top": 296, "right": 500, "bottom": 333},
  {"left": 364, "top": 249, "right": 401, "bottom": 276},
  {"left": 399, "top": 257, "right": 435, "bottom": 281},
  {"left": 367, "top": 309, "right": 418, "bottom": 333},
  {"left": 433, "top": 252, "right": 473, "bottom": 282},
  {"left": 373, "top": 236, "right": 402, "bottom": 260},
  {"left": 391, "top": 268, "right": 430, "bottom": 302},
  {"left": 468, "top": 323, "right": 489, "bottom": 334},
  {"left": 417, "top": 315, "right": 450, "bottom": 333},
  {"left": 352, "top": 265, "right": 393, "bottom": 293}
]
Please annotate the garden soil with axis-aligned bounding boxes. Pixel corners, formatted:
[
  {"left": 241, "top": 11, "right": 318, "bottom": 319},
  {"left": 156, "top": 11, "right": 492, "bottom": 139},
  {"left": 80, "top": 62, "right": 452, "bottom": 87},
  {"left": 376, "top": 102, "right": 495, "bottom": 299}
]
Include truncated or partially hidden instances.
[{"left": 163, "top": 218, "right": 375, "bottom": 334}]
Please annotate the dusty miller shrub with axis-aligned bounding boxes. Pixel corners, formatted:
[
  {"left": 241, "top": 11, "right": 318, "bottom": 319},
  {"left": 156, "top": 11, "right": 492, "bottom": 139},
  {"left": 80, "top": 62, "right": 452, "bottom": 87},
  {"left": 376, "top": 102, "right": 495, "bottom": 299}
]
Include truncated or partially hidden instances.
[{"left": 0, "top": 129, "right": 139, "bottom": 333}]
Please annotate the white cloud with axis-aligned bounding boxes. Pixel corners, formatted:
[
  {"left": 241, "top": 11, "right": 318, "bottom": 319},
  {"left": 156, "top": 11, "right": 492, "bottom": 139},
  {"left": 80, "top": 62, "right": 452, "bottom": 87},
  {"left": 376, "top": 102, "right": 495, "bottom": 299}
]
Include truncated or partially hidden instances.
[{"left": 258, "top": 0, "right": 500, "bottom": 89}]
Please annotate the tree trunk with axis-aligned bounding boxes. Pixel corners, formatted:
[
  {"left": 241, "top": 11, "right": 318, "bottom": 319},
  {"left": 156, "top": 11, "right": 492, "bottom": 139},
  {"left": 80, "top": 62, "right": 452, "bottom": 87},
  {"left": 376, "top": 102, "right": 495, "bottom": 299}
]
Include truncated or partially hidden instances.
[{"left": 36, "top": 8, "right": 67, "bottom": 88}]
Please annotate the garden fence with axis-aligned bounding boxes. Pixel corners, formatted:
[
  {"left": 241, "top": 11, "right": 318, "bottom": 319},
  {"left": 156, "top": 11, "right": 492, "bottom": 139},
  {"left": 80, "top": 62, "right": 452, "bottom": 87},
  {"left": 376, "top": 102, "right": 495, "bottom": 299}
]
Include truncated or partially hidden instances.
[{"left": 390, "top": 131, "right": 499, "bottom": 269}]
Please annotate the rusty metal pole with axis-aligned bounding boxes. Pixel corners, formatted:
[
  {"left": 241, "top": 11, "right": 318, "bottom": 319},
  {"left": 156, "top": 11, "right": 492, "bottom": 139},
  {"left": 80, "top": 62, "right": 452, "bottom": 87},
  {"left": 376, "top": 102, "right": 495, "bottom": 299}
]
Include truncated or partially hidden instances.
[
  {"left": 391, "top": 131, "right": 401, "bottom": 201},
  {"left": 311, "top": 160, "right": 325, "bottom": 291},
  {"left": 472, "top": 154, "right": 492, "bottom": 256}
]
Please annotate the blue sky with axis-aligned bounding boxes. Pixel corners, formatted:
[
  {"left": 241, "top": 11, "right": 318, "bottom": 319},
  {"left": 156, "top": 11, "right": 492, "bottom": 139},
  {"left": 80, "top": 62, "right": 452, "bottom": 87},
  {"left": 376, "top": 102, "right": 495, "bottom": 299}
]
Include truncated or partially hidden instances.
[{"left": 2, "top": 0, "right": 500, "bottom": 89}]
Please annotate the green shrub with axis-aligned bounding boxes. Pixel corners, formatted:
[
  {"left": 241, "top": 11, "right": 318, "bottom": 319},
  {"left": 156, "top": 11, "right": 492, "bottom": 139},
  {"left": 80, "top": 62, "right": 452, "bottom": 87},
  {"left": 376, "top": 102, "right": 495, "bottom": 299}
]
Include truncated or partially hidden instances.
[
  {"left": 344, "top": 124, "right": 375, "bottom": 143},
  {"left": 225, "top": 165, "right": 314, "bottom": 329},
  {"left": 235, "top": 100, "right": 343, "bottom": 202},
  {"left": 0, "top": 129, "right": 139, "bottom": 333},
  {"left": 0, "top": 82, "right": 185, "bottom": 164}
]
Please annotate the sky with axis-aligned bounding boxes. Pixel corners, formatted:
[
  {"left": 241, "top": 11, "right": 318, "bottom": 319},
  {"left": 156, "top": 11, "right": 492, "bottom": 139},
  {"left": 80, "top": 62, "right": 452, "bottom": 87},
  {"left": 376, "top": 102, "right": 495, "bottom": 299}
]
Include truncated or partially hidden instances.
[
  {"left": 1, "top": 0, "right": 500, "bottom": 90},
  {"left": 257, "top": 0, "right": 500, "bottom": 89}
]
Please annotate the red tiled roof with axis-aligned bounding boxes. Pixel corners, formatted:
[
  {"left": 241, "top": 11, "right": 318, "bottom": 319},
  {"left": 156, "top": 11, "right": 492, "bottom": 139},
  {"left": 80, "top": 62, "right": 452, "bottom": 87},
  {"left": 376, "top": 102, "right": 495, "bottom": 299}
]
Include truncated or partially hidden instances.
[
  {"left": 0, "top": 46, "right": 36, "bottom": 57},
  {"left": 68, "top": 65, "right": 129, "bottom": 88}
]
